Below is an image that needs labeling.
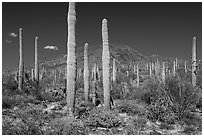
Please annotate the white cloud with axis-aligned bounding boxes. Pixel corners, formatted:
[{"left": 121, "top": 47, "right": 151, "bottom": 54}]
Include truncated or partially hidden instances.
[
  {"left": 9, "top": 32, "right": 18, "bottom": 38},
  {"left": 44, "top": 45, "right": 58, "bottom": 50},
  {"left": 5, "top": 39, "right": 12, "bottom": 44}
]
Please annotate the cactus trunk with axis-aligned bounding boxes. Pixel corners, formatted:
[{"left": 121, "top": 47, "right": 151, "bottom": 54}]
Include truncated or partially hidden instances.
[
  {"left": 112, "top": 58, "right": 116, "bottom": 83},
  {"left": 102, "top": 19, "right": 110, "bottom": 110},
  {"left": 184, "top": 61, "right": 187, "bottom": 73},
  {"left": 84, "top": 43, "right": 89, "bottom": 105},
  {"left": 136, "top": 64, "right": 139, "bottom": 88},
  {"left": 92, "top": 64, "right": 96, "bottom": 105},
  {"left": 161, "top": 62, "right": 165, "bottom": 83},
  {"left": 192, "top": 37, "right": 197, "bottom": 87},
  {"left": 66, "top": 2, "right": 76, "bottom": 115},
  {"left": 31, "top": 68, "right": 34, "bottom": 81},
  {"left": 173, "top": 61, "right": 176, "bottom": 76},
  {"left": 149, "top": 62, "right": 152, "bottom": 77},
  {"left": 34, "top": 37, "right": 39, "bottom": 83},
  {"left": 18, "top": 28, "right": 24, "bottom": 91}
]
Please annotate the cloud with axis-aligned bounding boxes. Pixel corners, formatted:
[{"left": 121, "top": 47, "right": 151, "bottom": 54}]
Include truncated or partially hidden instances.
[
  {"left": 5, "top": 39, "right": 12, "bottom": 44},
  {"left": 9, "top": 32, "right": 18, "bottom": 38},
  {"left": 44, "top": 45, "right": 58, "bottom": 50}
]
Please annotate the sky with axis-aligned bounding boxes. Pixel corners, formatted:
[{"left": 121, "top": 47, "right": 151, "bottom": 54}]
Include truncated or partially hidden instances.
[{"left": 2, "top": 2, "right": 202, "bottom": 70}]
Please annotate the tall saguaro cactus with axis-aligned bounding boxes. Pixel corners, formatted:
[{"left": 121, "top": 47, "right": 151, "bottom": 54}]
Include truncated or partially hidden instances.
[
  {"left": 192, "top": 37, "right": 197, "bottom": 87},
  {"left": 112, "top": 58, "right": 116, "bottom": 83},
  {"left": 161, "top": 62, "right": 165, "bottom": 83},
  {"left": 34, "top": 37, "right": 39, "bottom": 83},
  {"left": 173, "top": 61, "right": 176, "bottom": 76},
  {"left": 136, "top": 64, "right": 139, "bottom": 88},
  {"left": 184, "top": 61, "right": 187, "bottom": 74},
  {"left": 18, "top": 28, "right": 24, "bottom": 90},
  {"left": 66, "top": 2, "right": 76, "bottom": 115},
  {"left": 84, "top": 43, "right": 89, "bottom": 105},
  {"left": 102, "top": 19, "right": 110, "bottom": 110},
  {"left": 92, "top": 64, "right": 96, "bottom": 105}
]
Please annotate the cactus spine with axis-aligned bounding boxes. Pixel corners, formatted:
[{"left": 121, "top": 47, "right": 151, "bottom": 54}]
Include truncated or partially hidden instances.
[
  {"left": 102, "top": 19, "right": 110, "bottom": 110},
  {"left": 192, "top": 37, "right": 197, "bottom": 87},
  {"left": 34, "top": 37, "right": 39, "bottom": 83},
  {"left": 84, "top": 43, "right": 89, "bottom": 105},
  {"left": 66, "top": 2, "right": 76, "bottom": 115},
  {"left": 18, "top": 28, "right": 24, "bottom": 90}
]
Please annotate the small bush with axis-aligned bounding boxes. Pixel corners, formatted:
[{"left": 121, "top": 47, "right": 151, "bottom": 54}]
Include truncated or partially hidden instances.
[
  {"left": 146, "top": 97, "right": 177, "bottom": 124},
  {"left": 115, "top": 100, "right": 146, "bottom": 116},
  {"left": 124, "top": 116, "right": 146, "bottom": 135},
  {"left": 85, "top": 107, "right": 121, "bottom": 128},
  {"left": 2, "top": 106, "right": 45, "bottom": 135},
  {"left": 146, "top": 76, "right": 200, "bottom": 124},
  {"left": 46, "top": 117, "right": 86, "bottom": 135}
]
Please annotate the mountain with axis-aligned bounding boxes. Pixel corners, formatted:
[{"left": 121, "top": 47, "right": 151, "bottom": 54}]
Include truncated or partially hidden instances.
[{"left": 38, "top": 44, "right": 149, "bottom": 71}]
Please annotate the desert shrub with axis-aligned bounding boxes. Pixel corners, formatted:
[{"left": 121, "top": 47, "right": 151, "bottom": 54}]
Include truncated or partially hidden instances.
[
  {"left": 45, "top": 117, "right": 86, "bottom": 135},
  {"left": 2, "top": 107, "right": 45, "bottom": 135},
  {"left": 146, "top": 75, "right": 200, "bottom": 124},
  {"left": 146, "top": 97, "right": 176, "bottom": 124},
  {"left": 111, "top": 84, "right": 124, "bottom": 100},
  {"left": 115, "top": 100, "right": 146, "bottom": 116},
  {"left": 181, "top": 112, "right": 202, "bottom": 128},
  {"left": 124, "top": 116, "right": 147, "bottom": 135},
  {"left": 159, "top": 122, "right": 174, "bottom": 130},
  {"left": 141, "top": 78, "right": 161, "bottom": 104},
  {"left": 2, "top": 94, "right": 37, "bottom": 109},
  {"left": 84, "top": 107, "right": 121, "bottom": 128},
  {"left": 182, "top": 126, "right": 197, "bottom": 135}
]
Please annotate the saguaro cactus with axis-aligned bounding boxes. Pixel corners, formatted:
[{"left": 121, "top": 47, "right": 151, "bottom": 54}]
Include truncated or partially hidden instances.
[
  {"left": 34, "top": 37, "right": 39, "bottom": 83},
  {"left": 92, "top": 64, "right": 96, "bottom": 105},
  {"left": 18, "top": 28, "right": 24, "bottom": 90},
  {"left": 84, "top": 43, "right": 89, "bottom": 105},
  {"left": 184, "top": 61, "right": 187, "bottom": 74},
  {"left": 31, "top": 68, "right": 34, "bottom": 81},
  {"left": 66, "top": 2, "right": 76, "bottom": 115},
  {"left": 102, "top": 19, "right": 110, "bottom": 110},
  {"left": 161, "top": 62, "right": 165, "bottom": 83},
  {"left": 112, "top": 58, "right": 116, "bottom": 83},
  {"left": 136, "top": 64, "right": 139, "bottom": 88},
  {"left": 149, "top": 62, "right": 152, "bottom": 77},
  {"left": 192, "top": 37, "right": 197, "bottom": 87},
  {"left": 173, "top": 61, "right": 176, "bottom": 76}
]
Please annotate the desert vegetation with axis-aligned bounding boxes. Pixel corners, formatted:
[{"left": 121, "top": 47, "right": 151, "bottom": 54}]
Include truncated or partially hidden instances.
[{"left": 2, "top": 2, "right": 202, "bottom": 135}]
